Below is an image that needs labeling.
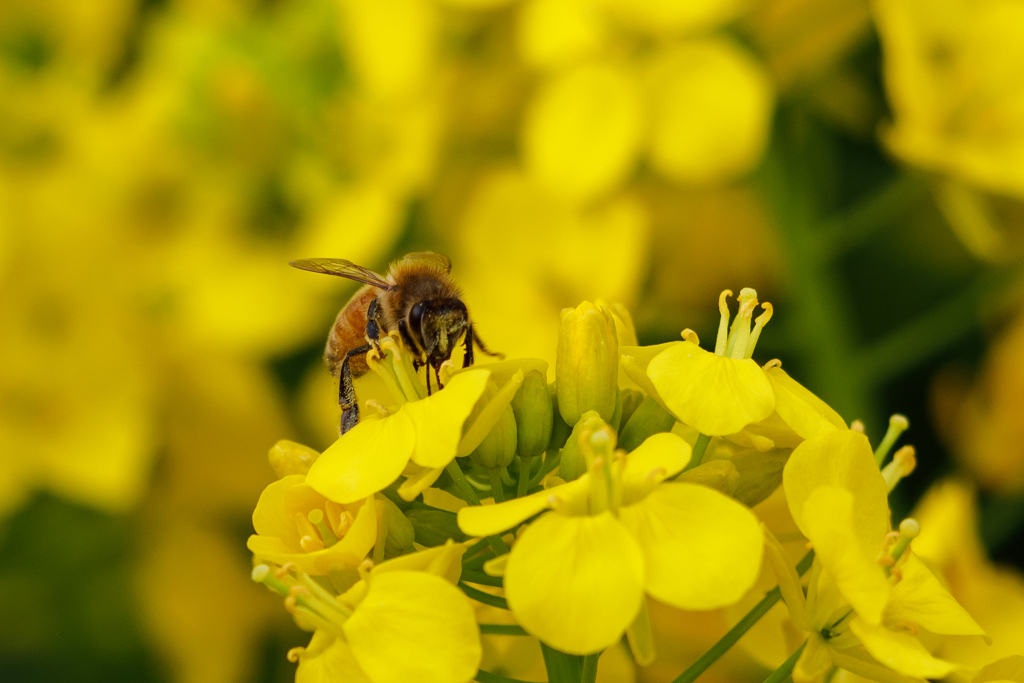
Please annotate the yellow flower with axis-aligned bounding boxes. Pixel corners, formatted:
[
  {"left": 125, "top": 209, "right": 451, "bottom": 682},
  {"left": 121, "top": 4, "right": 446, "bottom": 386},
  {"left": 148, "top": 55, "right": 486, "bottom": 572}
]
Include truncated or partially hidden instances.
[
  {"left": 458, "top": 430, "right": 763, "bottom": 654},
  {"left": 874, "top": 0, "right": 1024, "bottom": 199},
  {"left": 306, "top": 341, "right": 541, "bottom": 504},
  {"left": 773, "top": 430, "right": 986, "bottom": 681},
  {"left": 631, "top": 288, "right": 844, "bottom": 442},
  {"left": 259, "top": 544, "right": 482, "bottom": 683},
  {"left": 247, "top": 475, "right": 378, "bottom": 576}
]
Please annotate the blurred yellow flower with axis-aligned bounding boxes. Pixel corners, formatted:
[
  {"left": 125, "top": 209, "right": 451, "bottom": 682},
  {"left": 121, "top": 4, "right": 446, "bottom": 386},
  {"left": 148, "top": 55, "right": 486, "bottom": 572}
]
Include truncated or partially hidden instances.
[{"left": 874, "top": 0, "right": 1024, "bottom": 199}]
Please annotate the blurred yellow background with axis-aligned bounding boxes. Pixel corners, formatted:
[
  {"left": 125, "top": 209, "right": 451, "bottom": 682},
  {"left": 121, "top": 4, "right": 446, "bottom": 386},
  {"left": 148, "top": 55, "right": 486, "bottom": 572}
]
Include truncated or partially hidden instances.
[{"left": 2, "top": 0, "right": 1024, "bottom": 681}]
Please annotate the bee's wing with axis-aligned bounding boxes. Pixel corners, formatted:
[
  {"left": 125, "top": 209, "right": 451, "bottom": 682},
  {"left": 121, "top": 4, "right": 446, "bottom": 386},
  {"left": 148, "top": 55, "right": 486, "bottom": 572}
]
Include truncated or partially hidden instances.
[
  {"left": 399, "top": 251, "right": 452, "bottom": 273},
  {"left": 289, "top": 258, "right": 394, "bottom": 290}
]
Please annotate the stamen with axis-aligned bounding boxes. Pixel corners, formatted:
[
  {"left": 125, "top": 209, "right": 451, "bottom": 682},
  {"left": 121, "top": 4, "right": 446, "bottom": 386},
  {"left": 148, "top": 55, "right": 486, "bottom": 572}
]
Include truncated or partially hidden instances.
[
  {"left": 715, "top": 290, "right": 734, "bottom": 355},
  {"left": 883, "top": 518, "right": 920, "bottom": 578},
  {"left": 299, "top": 535, "right": 325, "bottom": 553},
  {"left": 366, "top": 350, "right": 407, "bottom": 407},
  {"left": 308, "top": 508, "right": 339, "bottom": 547},
  {"left": 762, "top": 359, "right": 782, "bottom": 370},
  {"left": 725, "top": 290, "right": 759, "bottom": 359},
  {"left": 882, "top": 446, "right": 917, "bottom": 492},
  {"left": 745, "top": 302, "right": 773, "bottom": 359},
  {"left": 681, "top": 328, "right": 700, "bottom": 345},
  {"left": 365, "top": 399, "right": 390, "bottom": 417},
  {"left": 286, "top": 647, "right": 305, "bottom": 663},
  {"left": 850, "top": 420, "right": 866, "bottom": 434},
  {"left": 874, "top": 414, "right": 910, "bottom": 467}
]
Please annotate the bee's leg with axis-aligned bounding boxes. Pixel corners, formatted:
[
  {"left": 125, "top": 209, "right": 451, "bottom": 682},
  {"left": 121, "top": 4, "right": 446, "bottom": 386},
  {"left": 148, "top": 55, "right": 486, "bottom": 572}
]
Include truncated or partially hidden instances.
[
  {"left": 365, "top": 297, "right": 384, "bottom": 353},
  {"left": 339, "top": 344, "right": 372, "bottom": 435},
  {"left": 471, "top": 327, "right": 505, "bottom": 360},
  {"left": 425, "top": 363, "right": 432, "bottom": 395},
  {"left": 463, "top": 325, "right": 475, "bottom": 367}
]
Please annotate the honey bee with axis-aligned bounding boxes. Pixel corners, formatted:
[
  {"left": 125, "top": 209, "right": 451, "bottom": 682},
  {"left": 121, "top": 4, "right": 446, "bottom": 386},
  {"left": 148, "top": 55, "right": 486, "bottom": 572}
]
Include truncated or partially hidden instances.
[{"left": 290, "top": 252, "right": 501, "bottom": 434}]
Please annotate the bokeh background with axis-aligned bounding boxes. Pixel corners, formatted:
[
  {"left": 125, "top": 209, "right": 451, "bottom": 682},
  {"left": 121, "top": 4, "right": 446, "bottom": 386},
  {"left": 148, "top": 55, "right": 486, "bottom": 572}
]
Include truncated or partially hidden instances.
[{"left": 2, "top": 0, "right": 1024, "bottom": 681}]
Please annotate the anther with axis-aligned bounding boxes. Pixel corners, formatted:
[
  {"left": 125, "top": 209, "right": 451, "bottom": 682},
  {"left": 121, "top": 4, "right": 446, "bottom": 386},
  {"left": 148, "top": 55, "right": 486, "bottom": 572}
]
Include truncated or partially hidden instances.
[
  {"left": 746, "top": 303, "right": 773, "bottom": 359},
  {"left": 763, "top": 359, "right": 782, "bottom": 371},
  {"left": 299, "top": 535, "right": 325, "bottom": 553},
  {"left": 874, "top": 414, "right": 910, "bottom": 467},
  {"left": 681, "top": 328, "right": 700, "bottom": 345},
  {"left": 850, "top": 420, "right": 866, "bottom": 434},
  {"left": 251, "top": 565, "right": 271, "bottom": 583},
  {"left": 882, "top": 446, "right": 917, "bottom": 492},
  {"left": 286, "top": 647, "right": 305, "bottom": 663}
]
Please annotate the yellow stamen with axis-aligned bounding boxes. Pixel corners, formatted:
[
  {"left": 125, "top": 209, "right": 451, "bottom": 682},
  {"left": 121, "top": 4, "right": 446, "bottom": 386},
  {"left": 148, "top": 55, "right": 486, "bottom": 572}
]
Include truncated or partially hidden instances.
[
  {"left": 715, "top": 290, "right": 734, "bottom": 355},
  {"left": 745, "top": 302, "right": 773, "bottom": 359},
  {"left": 681, "top": 328, "right": 700, "bottom": 345},
  {"left": 286, "top": 647, "right": 305, "bottom": 663}
]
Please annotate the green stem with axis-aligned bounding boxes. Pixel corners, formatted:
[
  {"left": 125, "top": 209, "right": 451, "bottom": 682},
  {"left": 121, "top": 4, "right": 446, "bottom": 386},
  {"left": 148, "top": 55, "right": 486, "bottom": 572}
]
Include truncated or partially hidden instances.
[
  {"left": 683, "top": 434, "right": 712, "bottom": 472},
  {"left": 479, "top": 624, "right": 529, "bottom": 636},
  {"left": 763, "top": 641, "right": 806, "bottom": 683},
  {"left": 462, "top": 550, "right": 496, "bottom": 572},
  {"left": 474, "top": 669, "right": 537, "bottom": 683},
  {"left": 448, "top": 460, "right": 509, "bottom": 555},
  {"left": 670, "top": 550, "right": 814, "bottom": 683},
  {"left": 489, "top": 468, "right": 506, "bottom": 502},
  {"left": 540, "top": 644, "right": 584, "bottom": 683},
  {"left": 517, "top": 456, "right": 534, "bottom": 497},
  {"left": 581, "top": 653, "right": 600, "bottom": 683},
  {"left": 459, "top": 582, "right": 509, "bottom": 610}
]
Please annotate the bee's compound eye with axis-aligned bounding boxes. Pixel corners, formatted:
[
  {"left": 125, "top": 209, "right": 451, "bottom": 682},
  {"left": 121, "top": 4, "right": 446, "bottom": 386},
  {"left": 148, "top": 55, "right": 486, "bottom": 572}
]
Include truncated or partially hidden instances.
[{"left": 409, "top": 301, "right": 427, "bottom": 336}]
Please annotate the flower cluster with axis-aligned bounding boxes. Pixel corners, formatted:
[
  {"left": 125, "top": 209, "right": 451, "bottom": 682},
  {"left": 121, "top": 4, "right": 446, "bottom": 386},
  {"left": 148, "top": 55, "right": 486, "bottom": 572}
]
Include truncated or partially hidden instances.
[{"left": 248, "top": 290, "right": 1010, "bottom": 683}]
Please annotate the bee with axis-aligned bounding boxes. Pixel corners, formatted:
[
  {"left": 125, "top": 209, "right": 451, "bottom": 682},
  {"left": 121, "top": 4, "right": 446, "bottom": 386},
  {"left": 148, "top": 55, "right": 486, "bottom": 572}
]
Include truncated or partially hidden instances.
[{"left": 290, "top": 252, "right": 501, "bottom": 434}]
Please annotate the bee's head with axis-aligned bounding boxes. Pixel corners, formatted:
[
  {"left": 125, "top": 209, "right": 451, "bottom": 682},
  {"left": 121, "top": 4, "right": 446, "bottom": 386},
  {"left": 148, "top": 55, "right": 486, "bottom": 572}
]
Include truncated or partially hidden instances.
[{"left": 408, "top": 298, "right": 469, "bottom": 368}]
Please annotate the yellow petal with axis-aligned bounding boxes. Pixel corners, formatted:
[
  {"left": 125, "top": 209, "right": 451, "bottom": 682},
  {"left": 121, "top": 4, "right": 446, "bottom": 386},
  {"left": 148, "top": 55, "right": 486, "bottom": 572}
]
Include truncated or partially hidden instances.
[
  {"left": 620, "top": 432, "right": 692, "bottom": 503},
  {"left": 307, "top": 413, "right": 415, "bottom": 504},
  {"left": 849, "top": 616, "right": 955, "bottom": 679},
  {"left": 783, "top": 430, "right": 890, "bottom": 556},
  {"left": 457, "top": 371, "right": 524, "bottom": 457},
  {"left": 406, "top": 369, "right": 491, "bottom": 468},
  {"left": 457, "top": 477, "right": 590, "bottom": 537},
  {"left": 517, "top": 0, "right": 607, "bottom": 70},
  {"left": 397, "top": 466, "right": 445, "bottom": 501},
  {"left": 886, "top": 553, "right": 986, "bottom": 638},
  {"left": 523, "top": 62, "right": 643, "bottom": 203},
  {"left": 827, "top": 645, "right": 926, "bottom": 683},
  {"left": 974, "top": 656, "right": 1024, "bottom": 683},
  {"left": 505, "top": 512, "right": 645, "bottom": 654},
  {"left": 344, "top": 571, "right": 482, "bottom": 683},
  {"left": 802, "top": 487, "right": 889, "bottom": 625},
  {"left": 296, "top": 631, "right": 372, "bottom": 683},
  {"left": 645, "top": 38, "right": 774, "bottom": 185},
  {"left": 619, "top": 482, "right": 763, "bottom": 609},
  {"left": 766, "top": 366, "right": 847, "bottom": 439},
  {"left": 251, "top": 474, "right": 308, "bottom": 549},
  {"left": 375, "top": 542, "right": 467, "bottom": 585},
  {"left": 601, "top": 0, "right": 743, "bottom": 35},
  {"left": 647, "top": 341, "right": 775, "bottom": 436},
  {"left": 763, "top": 526, "right": 809, "bottom": 631},
  {"left": 620, "top": 342, "right": 680, "bottom": 400}
]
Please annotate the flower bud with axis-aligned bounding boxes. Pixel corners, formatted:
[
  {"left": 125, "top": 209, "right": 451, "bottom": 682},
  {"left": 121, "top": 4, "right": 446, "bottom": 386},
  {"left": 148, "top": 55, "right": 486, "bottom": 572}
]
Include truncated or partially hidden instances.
[
  {"left": 556, "top": 301, "right": 619, "bottom": 425},
  {"left": 469, "top": 396, "right": 518, "bottom": 470},
  {"left": 676, "top": 459, "right": 739, "bottom": 496},
  {"left": 730, "top": 448, "right": 788, "bottom": 507},
  {"left": 406, "top": 509, "right": 467, "bottom": 547},
  {"left": 511, "top": 370, "right": 553, "bottom": 461},
  {"left": 559, "top": 410, "right": 607, "bottom": 481},
  {"left": 380, "top": 495, "right": 415, "bottom": 559},
  {"left": 619, "top": 396, "right": 676, "bottom": 452},
  {"left": 618, "top": 388, "right": 645, "bottom": 431},
  {"left": 548, "top": 381, "right": 572, "bottom": 450},
  {"left": 268, "top": 440, "right": 319, "bottom": 478}
]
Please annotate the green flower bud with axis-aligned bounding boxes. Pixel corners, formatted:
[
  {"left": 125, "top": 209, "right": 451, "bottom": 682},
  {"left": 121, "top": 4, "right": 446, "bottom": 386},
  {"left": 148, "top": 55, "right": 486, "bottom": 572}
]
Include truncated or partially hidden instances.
[
  {"left": 619, "top": 396, "right": 677, "bottom": 452},
  {"left": 379, "top": 495, "right": 415, "bottom": 558},
  {"left": 407, "top": 509, "right": 467, "bottom": 547},
  {"left": 556, "top": 301, "right": 619, "bottom": 425},
  {"left": 676, "top": 459, "right": 739, "bottom": 496},
  {"left": 268, "top": 440, "right": 319, "bottom": 478},
  {"left": 730, "top": 449, "right": 788, "bottom": 507},
  {"left": 559, "top": 410, "right": 607, "bottom": 481},
  {"left": 511, "top": 370, "right": 553, "bottom": 461},
  {"left": 610, "top": 388, "right": 624, "bottom": 431},
  {"left": 548, "top": 381, "right": 572, "bottom": 450},
  {"left": 469, "top": 397, "right": 518, "bottom": 470}
]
